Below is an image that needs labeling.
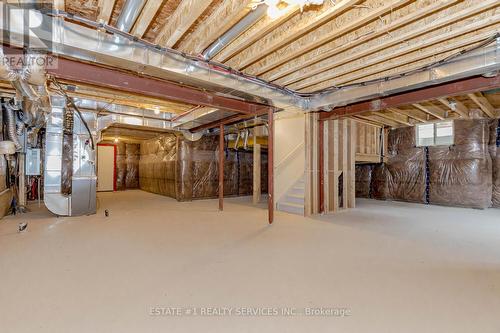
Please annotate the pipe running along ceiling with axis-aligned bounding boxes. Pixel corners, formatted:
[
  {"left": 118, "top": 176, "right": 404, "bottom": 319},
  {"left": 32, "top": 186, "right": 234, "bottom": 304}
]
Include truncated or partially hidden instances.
[{"left": 0, "top": 3, "right": 499, "bottom": 116}]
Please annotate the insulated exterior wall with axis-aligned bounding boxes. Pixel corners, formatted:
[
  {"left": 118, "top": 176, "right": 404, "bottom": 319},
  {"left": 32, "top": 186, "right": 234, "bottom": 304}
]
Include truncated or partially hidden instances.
[
  {"left": 115, "top": 142, "right": 127, "bottom": 190},
  {"left": 114, "top": 142, "right": 140, "bottom": 190},
  {"left": 386, "top": 127, "right": 426, "bottom": 203},
  {"left": 428, "top": 120, "right": 492, "bottom": 209},
  {"left": 490, "top": 119, "right": 500, "bottom": 207},
  {"left": 139, "top": 134, "right": 268, "bottom": 201},
  {"left": 356, "top": 119, "right": 497, "bottom": 209},
  {"left": 139, "top": 134, "right": 178, "bottom": 199},
  {"left": 355, "top": 164, "right": 372, "bottom": 198},
  {"left": 370, "top": 127, "right": 426, "bottom": 203},
  {"left": 125, "top": 144, "right": 140, "bottom": 189}
]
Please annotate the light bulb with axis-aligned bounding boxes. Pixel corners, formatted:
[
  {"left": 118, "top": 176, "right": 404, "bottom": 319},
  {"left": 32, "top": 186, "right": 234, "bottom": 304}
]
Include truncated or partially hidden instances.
[
  {"left": 114, "top": 137, "right": 119, "bottom": 143},
  {"left": 154, "top": 107, "right": 160, "bottom": 115}
]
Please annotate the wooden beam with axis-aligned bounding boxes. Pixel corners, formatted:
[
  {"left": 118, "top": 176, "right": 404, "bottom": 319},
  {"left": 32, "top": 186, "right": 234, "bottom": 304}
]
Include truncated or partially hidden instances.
[
  {"left": 237, "top": 0, "right": 358, "bottom": 69},
  {"left": 130, "top": 0, "right": 164, "bottom": 38},
  {"left": 155, "top": 0, "right": 213, "bottom": 47},
  {"left": 53, "top": 0, "right": 65, "bottom": 10},
  {"left": 347, "top": 119, "right": 356, "bottom": 209},
  {"left": 388, "top": 108, "right": 427, "bottom": 123},
  {"left": 437, "top": 98, "right": 470, "bottom": 119},
  {"left": 219, "top": 124, "right": 224, "bottom": 211},
  {"left": 97, "top": 0, "right": 116, "bottom": 24},
  {"left": 253, "top": 143, "right": 261, "bottom": 205},
  {"left": 467, "top": 92, "right": 497, "bottom": 118},
  {"left": 356, "top": 115, "right": 396, "bottom": 127},
  {"left": 412, "top": 104, "right": 446, "bottom": 120},
  {"left": 294, "top": 27, "right": 498, "bottom": 90},
  {"left": 375, "top": 111, "right": 413, "bottom": 127},
  {"left": 352, "top": 115, "right": 386, "bottom": 127},
  {"left": 253, "top": 0, "right": 411, "bottom": 75},
  {"left": 318, "top": 120, "right": 324, "bottom": 214},
  {"left": 268, "top": 107, "right": 274, "bottom": 224},
  {"left": 279, "top": 0, "right": 497, "bottom": 88},
  {"left": 216, "top": 5, "right": 300, "bottom": 63},
  {"left": 268, "top": 0, "right": 459, "bottom": 82},
  {"left": 178, "top": 0, "right": 255, "bottom": 55}
]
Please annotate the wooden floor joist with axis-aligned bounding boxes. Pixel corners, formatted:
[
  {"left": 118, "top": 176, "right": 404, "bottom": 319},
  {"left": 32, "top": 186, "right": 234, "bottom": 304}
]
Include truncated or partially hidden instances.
[
  {"left": 267, "top": 0, "right": 460, "bottom": 82},
  {"left": 178, "top": 0, "right": 255, "bottom": 55},
  {"left": 412, "top": 103, "right": 446, "bottom": 120},
  {"left": 254, "top": 0, "right": 412, "bottom": 76},
  {"left": 375, "top": 111, "right": 413, "bottom": 127},
  {"left": 388, "top": 108, "right": 427, "bottom": 123},
  {"left": 97, "top": 0, "right": 116, "bottom": 24},
  {"left": 438, "top": 98, "right": 470, "bottom": 119},
  {"left": 236, "top": 0, "right": 358, "bottom": 70},
  {"left": 291, "top": 19, "right": 500, "bottom": 90},
  {"left": 468, "top": 92, "right": 498, "bottom": 118},
  {"left": 154, "top": 0, "right": 213, "bottom": 47},
  {"left": 130, "top": 0, "right": 164, "bottom": 38},
  {"left": 215, "top": 5, "right": 300, "bottom": 63},
  {"left": 279, "top": 0, "right": 499, "bottom": 89}
]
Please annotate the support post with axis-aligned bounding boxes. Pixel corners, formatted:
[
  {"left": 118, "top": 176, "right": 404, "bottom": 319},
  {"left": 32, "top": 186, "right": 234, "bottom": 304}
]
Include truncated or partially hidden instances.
[
  {"left": 268, "top": 108, "right": 274, "bottom": 224},
  {"left": 253, "top": 143, "right": 261, "bottom": 205},
  {"left": 18, "top": 153, "right": 26, "bottom": 207},
  {"left": 219, "top": 124, "right": 224, "bottom": 211},
  {"left": 318, "top": 120, "right": 324, "bottom": 214}
]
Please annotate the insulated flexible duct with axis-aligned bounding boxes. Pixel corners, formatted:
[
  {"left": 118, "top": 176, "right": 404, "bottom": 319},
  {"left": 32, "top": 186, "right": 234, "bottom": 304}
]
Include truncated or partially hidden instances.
[{"left": 4, "top": 101, "right": 22, "bottom": 150}]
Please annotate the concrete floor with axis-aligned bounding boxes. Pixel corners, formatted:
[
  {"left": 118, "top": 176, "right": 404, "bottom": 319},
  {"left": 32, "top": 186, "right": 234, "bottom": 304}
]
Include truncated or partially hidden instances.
[{"left": 1, "top": 190, "right": 499, "bottom": 333}]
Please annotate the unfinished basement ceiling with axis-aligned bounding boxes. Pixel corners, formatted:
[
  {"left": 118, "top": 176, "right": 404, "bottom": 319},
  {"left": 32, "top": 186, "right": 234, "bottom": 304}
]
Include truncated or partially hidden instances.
[{"left": 59, "top": 0, "right": 500, "bottom": 94}]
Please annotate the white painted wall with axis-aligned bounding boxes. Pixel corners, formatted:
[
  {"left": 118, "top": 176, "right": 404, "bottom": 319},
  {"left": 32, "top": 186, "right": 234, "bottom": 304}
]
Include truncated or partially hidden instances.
[{"left": 274, "top": 109, "right": 305, "bottom": 202}]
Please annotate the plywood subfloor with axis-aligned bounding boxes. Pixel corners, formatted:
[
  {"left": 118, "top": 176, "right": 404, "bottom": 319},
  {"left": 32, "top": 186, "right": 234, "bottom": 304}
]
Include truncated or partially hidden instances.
[{"left": 1, "top": 192, "right": 499, "bottom": 332}]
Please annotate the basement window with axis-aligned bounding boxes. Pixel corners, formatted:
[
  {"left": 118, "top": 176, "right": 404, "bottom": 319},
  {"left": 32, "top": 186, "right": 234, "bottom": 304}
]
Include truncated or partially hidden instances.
[{"left": 416, "top": 121, "right": 454, "bottom": 147}]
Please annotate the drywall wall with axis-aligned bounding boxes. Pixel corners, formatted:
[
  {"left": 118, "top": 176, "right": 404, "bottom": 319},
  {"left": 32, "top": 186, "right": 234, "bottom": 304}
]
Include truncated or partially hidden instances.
[{"left": 274, "top": 109, "right": 305, "bottom": 202}]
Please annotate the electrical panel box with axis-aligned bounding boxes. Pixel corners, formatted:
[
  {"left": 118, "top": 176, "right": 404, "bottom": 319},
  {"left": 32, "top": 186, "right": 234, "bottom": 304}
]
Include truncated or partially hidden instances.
[{"left": 26, "top": 148, "right": 41, "bottom": 176}]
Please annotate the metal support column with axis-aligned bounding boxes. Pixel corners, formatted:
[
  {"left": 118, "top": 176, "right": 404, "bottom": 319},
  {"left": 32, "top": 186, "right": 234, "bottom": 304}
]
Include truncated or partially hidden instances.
[
  {"left": 219, "top": 124, "right": 224, "bottom": 211},
  {"left": 268, "top": 108, "right": 274, "bottom": 224}
]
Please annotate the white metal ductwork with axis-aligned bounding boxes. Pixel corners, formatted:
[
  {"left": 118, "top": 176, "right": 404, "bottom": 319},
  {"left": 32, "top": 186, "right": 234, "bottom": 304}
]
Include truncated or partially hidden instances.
[
  {"left": 202, "top": 5, "right": 268, "bottom": 60},
  {"left": 116, "top": 0, "right": 147, "bottom": 33},
  {"left": 1, "top": 3, "right": 499, "bottom": 114}
]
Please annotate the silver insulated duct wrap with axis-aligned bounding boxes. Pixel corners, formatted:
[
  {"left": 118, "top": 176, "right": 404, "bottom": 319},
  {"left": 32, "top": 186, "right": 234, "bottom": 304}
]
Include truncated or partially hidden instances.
[
  {"left": 44, "top": 95, "right": 97, "bottom": 216},
  {"left": 4, "top": 100, "right": 22, "bottom": 150}
]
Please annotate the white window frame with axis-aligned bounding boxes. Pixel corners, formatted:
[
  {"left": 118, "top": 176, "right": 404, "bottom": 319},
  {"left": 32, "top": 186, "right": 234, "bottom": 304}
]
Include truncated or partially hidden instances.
[{"left": 416, "top": 120, "right": 454, "bottom": 147}]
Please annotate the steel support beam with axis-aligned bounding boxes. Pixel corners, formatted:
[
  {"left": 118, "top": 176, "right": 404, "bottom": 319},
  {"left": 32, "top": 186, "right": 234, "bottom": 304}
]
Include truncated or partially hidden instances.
[
  {"left": 320, "top": 75, "right": 500, "bottom": 120},
  {"left": 45, "top": 56, "right": 270, "bottom": 115},
  {"left": 219, "top": 124, "right": 224, "bottom": 211}
]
